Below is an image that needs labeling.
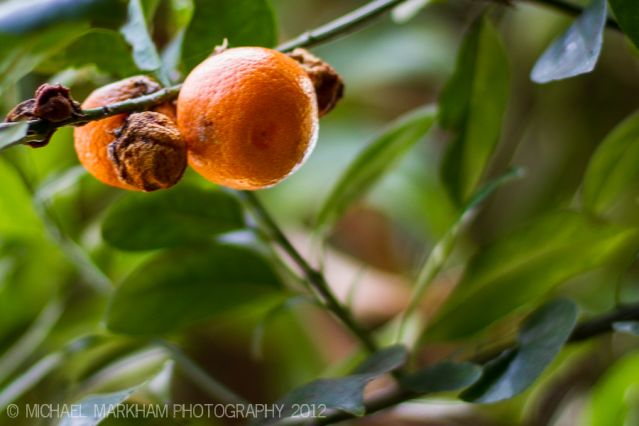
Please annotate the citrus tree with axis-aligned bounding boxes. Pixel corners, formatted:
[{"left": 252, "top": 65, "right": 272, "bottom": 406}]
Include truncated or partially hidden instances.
[{"left": 1, "top": 0, "right": 639, "bottom": 425}]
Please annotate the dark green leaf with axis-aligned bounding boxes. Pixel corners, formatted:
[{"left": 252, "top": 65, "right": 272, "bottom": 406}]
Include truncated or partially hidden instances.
[
  {"left": 582, "top": 111, "right": 639, "bottom": 218},
  {"left": 120, "top": 0, "right": 168, "bottom": 83},
  {"left": 398, "top": 167, "right": 524, "bottom": 342},
  {"left": 353, "top": 345, "right": 408, "bottom": 375},
  {"left": 101, "top": 185, "right": 245, "bottom": 251},
  {"left": 440, "top": 16, "right": 510, "bottom": 204},
  {"left": 59, "top": 386, "right": 140, "bottom": 426},
  {"left": 0, "top": 159, "right": 44, "bottom": 237},
  {"left": 0, "top": 122, "right": 29, "bottom": 152},
  {"left": 181, "top": 0, "right": 277, "bottom": 73},
  {"left": 38, "top": 29, "right": 139, "bottom": 77},
  {"left": 263, "top": 346, "right": 408, "bottom": 423},
  {"left": 106, "top": 242, "right": 282, "bottom": 334},
  {"left": 531, "top": 0, "right": 607, "bottom": 83},
  {"left": 462, "top": 299, "right": 579, "bottom": 403},
  {"left": 609, "top": 0, "right": 639, "bottom": 51},
  {"left": 613, "top": 321, "right": 639, "bottom": 336},
  {"left": 401, "top": 362, "right": 481, "bottom": 394},
  {"left": 316, "top": 105, "right": 437, "bottom": 231},
  {"left": 424, "top": 211, "right": 639, "bottom": 340},
  {"left": 0, "top": 24, "right": 88, "bottom": 93},
  {"left": 0, "top": 0, "right": 128, "bottom": 92},
  {"left": 0, "top": 0, "right": 127, "bottom": 34}
]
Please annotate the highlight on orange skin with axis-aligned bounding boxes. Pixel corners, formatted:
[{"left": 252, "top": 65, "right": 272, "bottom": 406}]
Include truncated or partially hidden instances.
[{"left": 177, "top": 47, "right": 319, "bottom": 190}]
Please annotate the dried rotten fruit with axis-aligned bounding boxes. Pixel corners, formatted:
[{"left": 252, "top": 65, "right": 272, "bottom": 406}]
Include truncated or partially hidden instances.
[
  {"left": 108, "top": 111, "right": 186, "bottom": 191},
  {"left": 288, "top": 48, "right": 344, "bottom": 117},
  {"left": 74, "top": 75, "right": 185, "bottom": 191}
]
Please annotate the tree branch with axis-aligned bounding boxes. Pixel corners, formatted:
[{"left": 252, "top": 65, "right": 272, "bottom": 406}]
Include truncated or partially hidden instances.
[
  {"left": 1, "top": 0, "right": 625, "bottom": 149},
  {"left": 277, "top": 0, "right": 406, "bottom": 52},
  {"left": 316, "top": 302, "right": 639, "bottom": 425},
  {"left": 1, "top": 0, "right": 409, "bottom": 150},
  {"left": 239, "top": 192, "right": 379, "bottom": 353}
]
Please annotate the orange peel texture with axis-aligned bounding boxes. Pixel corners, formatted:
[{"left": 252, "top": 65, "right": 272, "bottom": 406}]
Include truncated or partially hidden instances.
[{"left": 177, "top": 47, "right": 319, "bottom": 190}]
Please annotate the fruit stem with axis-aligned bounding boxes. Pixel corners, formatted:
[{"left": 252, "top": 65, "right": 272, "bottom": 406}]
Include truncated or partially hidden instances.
[{"left": 240, "top": 191, "right": 379, "bottom": 354}]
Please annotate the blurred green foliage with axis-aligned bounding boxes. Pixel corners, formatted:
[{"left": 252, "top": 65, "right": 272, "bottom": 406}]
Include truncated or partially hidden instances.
[{"left": 2, "top": 0, "right": 639, "bottom": 425}]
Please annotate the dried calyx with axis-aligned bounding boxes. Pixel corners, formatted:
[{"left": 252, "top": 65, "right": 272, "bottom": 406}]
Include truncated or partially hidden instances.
[
  {"left": 288, "top": 48, "right": 344, "bottom": 117},
  {"left": 108, "top": 111, "right": 187, "bottom": 192},
  {"left": 4, "top": 83, "right": 82, "bottom": 147}
]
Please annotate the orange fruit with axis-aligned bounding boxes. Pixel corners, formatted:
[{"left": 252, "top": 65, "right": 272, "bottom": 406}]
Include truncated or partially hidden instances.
[
  {"left": 177, "top": 47, "right": 319, "bottom": 190},
  {"left": 74, "top": 75, "right": 177, "bottom": 190}
]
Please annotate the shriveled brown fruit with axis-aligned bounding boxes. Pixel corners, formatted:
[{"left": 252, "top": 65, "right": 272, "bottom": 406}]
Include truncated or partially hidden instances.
[
  {"left": 288, "top": 48, "right": 344, "bottom": 117},
  {"left": 108, "top": 112, "right": 187, "bottom": 191},
  {"left": 74, "top": 75, "right": 185, "bottom": 191}
]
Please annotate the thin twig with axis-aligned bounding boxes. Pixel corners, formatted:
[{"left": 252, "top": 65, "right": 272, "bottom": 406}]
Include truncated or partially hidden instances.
[
  {"left": 239, "top": 192, "right": 379, "bottom": 353},
  {"left": 2, "top": 0, "right": 624, "bottom": 149},
  {"left": 3, "top": 0, "right": 409, "bottom": 149},
  {"left": 277, "top": 0, "right": 407, "bottom": 52}
]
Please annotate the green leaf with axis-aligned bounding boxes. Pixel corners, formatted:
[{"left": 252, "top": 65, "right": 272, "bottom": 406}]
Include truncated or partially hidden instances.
[
  {"left": 59, "top": 386, "right": 140, "bottom": 426},
  {"left": 609, "top": 0, "right": 639, "bottom": 51},
  {"left": 0, "top": 0, "right": 127, "bottom": 34},
  {"left": 353, "top": 345, "right": 408, "bottom": 375},
  {"left": 587, "top": 351, "right": 639, "bottom": 425},
  {"left": 120, "top": 0, "right": 168, "bottom": 84},
  {"left": 316, "top": 105, "right": 437, "bottom": 231},
  {"left": 439, "top": 16, "right": 510, "bottom": 205},
  {"left": 531, "top": 0, "right": 607, "bottom": 83},
  {"left": 0, "top": 159, "right": 44, "bottom": 238},
  {"left": 582, "top": 111, "right": 639, "bottom": 218},
  {"left": 106, "top": 242, "right": 283, "bottom": 334},
  {"left": 101, "top": 185, "right": 245, "bottom": 251},
  {"left": 0, "top": 122, "right": 29, "bottom": 152},
  {"left": 38, "top": 29, "right": 139, "bottom": 77},
  {"left": 401, "top": 362, "right": 481, "bottom": 394},
  {"left": 461, "top": 299, "right": 578, "bottom": 403},
  {"left": 613, "top": 321, "right": 639, "bottom": 336},
  {"left": 424, "top": 211, "right": 639, "bottom": 340},
  {"left": 0, "top": 0, "right": 128, "bottom": 91},
  {"left": 0, "top": 352, "right": 64, "bottom": 410},
  {"left": 397, "top": 167, "right": 524, "bottom": 343},
  {"left": 181, "top": 0, "right": 277, "bottom": 73},
  {"left": 264, "top": 346, "right": 407, "bottom": 424},
  {"left": 0, "top": 24, "right": 88, "bottom": 93}
]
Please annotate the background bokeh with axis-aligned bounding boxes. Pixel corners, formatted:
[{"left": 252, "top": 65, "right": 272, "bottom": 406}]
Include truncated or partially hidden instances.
[{"left": 2, "top": 0, "right": 639, "bottom": 425}]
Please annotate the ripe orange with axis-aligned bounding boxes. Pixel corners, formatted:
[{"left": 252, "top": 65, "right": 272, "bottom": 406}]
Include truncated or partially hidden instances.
[
  {"left": 74, "top": 76, "right": 176, "bottom": 190},
  {"left": 177, "top": 47, "right": 319, "bottom": 190}
]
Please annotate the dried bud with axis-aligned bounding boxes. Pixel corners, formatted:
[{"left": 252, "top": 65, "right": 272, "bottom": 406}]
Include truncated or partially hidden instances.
[
  {"left": 4, "top": 83, "right": 81, "bottom": 148},
  {"left": 108, "top": 112, "right": 187, "bottom": 192},
  {"left": 5, "top": 99, "right": 37, "bottom": 122},
  {"left": 4, "top": 99, "right": 54, "bottom": 148},
  {"left": 34, "top": 84, "right": 81, "bottom": 122},
  {"left": 288, "top": 48, "right": 344, "bottom": 117}
]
